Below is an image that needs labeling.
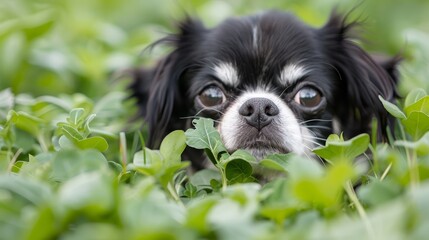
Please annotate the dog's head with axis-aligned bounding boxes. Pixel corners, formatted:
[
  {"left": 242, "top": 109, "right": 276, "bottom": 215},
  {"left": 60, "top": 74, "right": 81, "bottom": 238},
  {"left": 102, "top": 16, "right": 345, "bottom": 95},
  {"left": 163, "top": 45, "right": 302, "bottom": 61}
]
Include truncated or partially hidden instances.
[{"left": 130, "top": 11, "right": 399, "bottom": 168}]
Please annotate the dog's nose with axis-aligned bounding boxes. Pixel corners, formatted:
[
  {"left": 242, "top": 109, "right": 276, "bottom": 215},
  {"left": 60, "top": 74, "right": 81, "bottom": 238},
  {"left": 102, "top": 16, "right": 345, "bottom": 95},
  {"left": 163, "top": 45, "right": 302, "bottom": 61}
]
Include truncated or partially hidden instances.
[{"left": 239, "top": 98, "right": 279, "bottom": 131}]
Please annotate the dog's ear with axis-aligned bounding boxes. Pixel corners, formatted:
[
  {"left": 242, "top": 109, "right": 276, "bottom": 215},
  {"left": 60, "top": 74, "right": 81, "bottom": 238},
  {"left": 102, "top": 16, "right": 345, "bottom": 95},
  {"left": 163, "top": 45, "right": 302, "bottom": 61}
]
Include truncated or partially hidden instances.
[
  {"left": 319, "top": 11, "right": 400, "bottom": 139},
  {"left": 130, "top": 17, "right": 206, "bottom": 147}
]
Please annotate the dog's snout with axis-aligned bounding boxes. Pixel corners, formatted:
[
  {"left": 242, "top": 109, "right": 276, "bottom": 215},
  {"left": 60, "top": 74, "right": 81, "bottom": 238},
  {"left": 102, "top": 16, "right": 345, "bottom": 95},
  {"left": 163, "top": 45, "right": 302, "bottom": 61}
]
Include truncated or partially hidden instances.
[{"left": 239, "top": 98, "right": 279, "bottom": 130}]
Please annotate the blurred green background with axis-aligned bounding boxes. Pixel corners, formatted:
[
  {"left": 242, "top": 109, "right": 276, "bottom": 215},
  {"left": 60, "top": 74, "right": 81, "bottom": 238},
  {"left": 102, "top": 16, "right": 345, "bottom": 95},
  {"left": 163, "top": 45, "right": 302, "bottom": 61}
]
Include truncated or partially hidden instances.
[{"left": 1, "top": 0, "right": 428, "bottom": 99}]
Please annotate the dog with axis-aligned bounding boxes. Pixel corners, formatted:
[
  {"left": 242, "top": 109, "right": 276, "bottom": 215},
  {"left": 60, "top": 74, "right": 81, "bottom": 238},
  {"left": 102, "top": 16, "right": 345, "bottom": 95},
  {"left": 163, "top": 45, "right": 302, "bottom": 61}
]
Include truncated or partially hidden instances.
[{"left": 129, "top": 10, "right": 400, "bottom": 170}]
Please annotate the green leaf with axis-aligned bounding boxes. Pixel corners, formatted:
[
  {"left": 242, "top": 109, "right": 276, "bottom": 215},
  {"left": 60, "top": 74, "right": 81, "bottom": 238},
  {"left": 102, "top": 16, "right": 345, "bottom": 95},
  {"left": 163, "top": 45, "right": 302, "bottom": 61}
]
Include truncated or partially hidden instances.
[
  {"left": 67, "top": 108, "right": 86, "bottom": 126},
  {"left": 286, "top": 155, "right": 325, "bottom": 180},
  {"left": 186, "top": 196, "right": 219, "bottom": 232},
  {"left": 35, "top": 96, "right": 72, "bottom": 111},
  {"left": 18, "top": 153, "right": 53, "bottom": 180},
  {"left": 185, "top": 118, "right": 229, "bottom": 163},
  {"left": 292, "top": 161, "right": 355, "bottom": 208},
  {"left": 133, "top": 148, "right": 162, "bottom": 167},
  {"left": 0, "top": 151, "right": 11, "bottom": 172},
  {"left": 259, "top": 154, "right": 293, "bottom": 172},
  {"left": 190, "top": 169, "right": 222, "bottom": 192},
  {"left": 210, "top": 179, "right": 222, "bottom": 192},
  {"left": 395, "top": 132, "right": 429, "bottom": 156},
  {"left": 183, "top": 182, "right": 198, "bottom": 198},
  {"left": 358, "top": 179, "right": 402, "bottom": 206},
  {"left": 0, "top": 88, "right": 14, "bottom": 119},
  {"left": 225, "top": 159, "right": 254, "bottom": 184},
  {"left": 313, "top": 133, "right": 370, "bottom": 163},
  {"left": 58, "top": 172, "right": 114, "bottom": 216},
  {"left": 404, "top": 95, "right": 429, "bottom": 116},
  {"left": 31, "top": 100, "right": 67, "bottom": 122},
  {"left": 402, "top": 111, "right": 429, "bottom": 140},
  {"left": 72, "top": 94, "right": 94, "bottom": 115},
  {"left": 76, "top": 136, "right": 109, "bottom": 152},
  {"left": 58, "top": 135, "right": 75, "bottom": 150},
  {"left": 14, "top": 128, "right": 36, "bottom": 152},
  {"left": 7, "top": 110, "right": 45, "bottom": 137},
  {"left": 83, "top": 114, "right": 97, "bottom": 137},
  {"left": 206, "top": 198, "right": 258, "bottom": 238},
  {"left": 160, "top": 130, "right": 186, "bottom": 164},
  {"left": 222, "top": 183, "right": 260, "bottom": 205},
  {"left": 51, "top": 150, "right": 108, "bottom": 182},
  {"left": 158, "top": 162, "right": 190, "bottom": 189},
  {"left": 379, "top": 95, "right": 406, "bottom": 119},
  {"left": 0, "top": 174, "right": 52, "bottom": 205},
  {"left": 405, "top": 88, "right": 427, "bottom": 108},
  {"left": 59, "top": 124, "right": 84, "bottom": 141},
  {"left": 260, "top": 179, "right": 301, "bottom": 220},
  {"left": 60, "top": 224, "right": 123, "bottom": 240},
  {"left": 224, "top": 149, "right": 258, "bottom": 165},
  {"left": 132, "top": 148, "right": 163, "bottom": 176},
  {"left": 24, "top": 206, "right": 56, "bottom": 240}
]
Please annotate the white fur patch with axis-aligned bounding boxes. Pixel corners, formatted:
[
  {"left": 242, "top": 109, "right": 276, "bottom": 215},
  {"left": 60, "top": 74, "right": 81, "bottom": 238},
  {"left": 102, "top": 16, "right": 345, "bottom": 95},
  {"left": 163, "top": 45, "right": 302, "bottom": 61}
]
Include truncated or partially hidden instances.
[
  {"left": 213, "top": 63, "right": 239, "bottom": 87},
  {"left": 218, "top": 90, "right": 311, "bottom": 157},
  {"left": 279, "top": 64, "right": 309, "bottom": 85}
]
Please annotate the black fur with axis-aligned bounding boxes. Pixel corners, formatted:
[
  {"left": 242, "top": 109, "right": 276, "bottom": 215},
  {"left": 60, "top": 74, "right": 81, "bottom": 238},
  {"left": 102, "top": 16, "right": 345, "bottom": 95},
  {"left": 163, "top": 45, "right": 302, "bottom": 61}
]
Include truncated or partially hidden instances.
[
  {"left": 319, "top": 12, "right": 400, "bottom": 139},
  {"left": 130, "top": 10, "right": 399, "bottom": 169}
]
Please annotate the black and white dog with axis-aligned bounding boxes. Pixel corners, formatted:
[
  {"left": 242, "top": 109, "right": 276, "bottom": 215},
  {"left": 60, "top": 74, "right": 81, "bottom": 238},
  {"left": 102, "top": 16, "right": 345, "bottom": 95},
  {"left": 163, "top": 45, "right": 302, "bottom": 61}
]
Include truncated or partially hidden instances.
[{"left": 130, "top": 10, "right": 399, "bottom": 169}]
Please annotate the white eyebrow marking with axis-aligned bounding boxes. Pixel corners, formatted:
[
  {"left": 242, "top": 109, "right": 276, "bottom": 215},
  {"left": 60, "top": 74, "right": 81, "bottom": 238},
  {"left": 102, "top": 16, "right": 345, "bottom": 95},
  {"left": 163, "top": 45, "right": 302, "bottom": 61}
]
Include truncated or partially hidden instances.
[
  {"left": 213, "top": 62, "right": 239, "bottom": 87},
  {"left": 279, "top": 64, "right": 310, "bottom": 85},
  {"left": 252, "top": 26, "right": 258, "bottom": 49}
]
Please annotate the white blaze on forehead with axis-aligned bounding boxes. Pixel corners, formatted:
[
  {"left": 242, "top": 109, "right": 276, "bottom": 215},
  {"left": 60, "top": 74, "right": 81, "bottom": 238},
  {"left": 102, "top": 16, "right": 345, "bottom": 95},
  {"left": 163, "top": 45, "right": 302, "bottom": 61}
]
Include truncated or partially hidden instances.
[
  {"left": 252, "top": 25, "right": 258, "bottom": 49},
  {"left": 213, "top": 63, "right": 239, "bottom": 87},
  {"left": 280, "top": 64, "right": 309, "bottom": 85}
]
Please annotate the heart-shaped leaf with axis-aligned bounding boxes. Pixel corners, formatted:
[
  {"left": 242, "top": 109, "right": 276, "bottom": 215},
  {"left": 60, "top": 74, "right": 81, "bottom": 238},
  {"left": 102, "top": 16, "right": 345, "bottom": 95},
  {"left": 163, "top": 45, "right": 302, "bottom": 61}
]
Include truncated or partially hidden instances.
[
  {"left": 185, "top": 118, "right": 229, "bottom": 164},
  {"left": 313, "top": 134, "right": 370, "bottom": 164}
]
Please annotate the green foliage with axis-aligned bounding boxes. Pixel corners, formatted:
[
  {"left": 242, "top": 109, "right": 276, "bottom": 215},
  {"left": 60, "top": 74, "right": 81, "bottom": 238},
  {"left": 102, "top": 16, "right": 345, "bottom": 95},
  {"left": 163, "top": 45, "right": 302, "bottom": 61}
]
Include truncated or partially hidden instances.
[
  {"left": 313, "top": 133, "right": 370, "bottom": 163},
  {"left": 1, "top": 88, "right": 429, "bottom": 239},
  {"left": 1, "top": 0, "right": 429, "bottom": 97},
  {"left": 185, "top": 118, "right": 257, "bottom": 187},
  {"left": 1, "top": 0, "right": 429, "bottom": 239}
]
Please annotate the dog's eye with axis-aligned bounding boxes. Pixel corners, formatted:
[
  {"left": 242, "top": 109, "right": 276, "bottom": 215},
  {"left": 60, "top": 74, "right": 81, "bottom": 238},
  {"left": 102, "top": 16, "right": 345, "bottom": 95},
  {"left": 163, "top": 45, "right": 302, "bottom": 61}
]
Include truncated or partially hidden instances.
[
  {"left": 294, "top": 87, "right": 322, "bottom": 108},
  {"left": 198, "top": 86, "right": 225, "bottom": 107}
]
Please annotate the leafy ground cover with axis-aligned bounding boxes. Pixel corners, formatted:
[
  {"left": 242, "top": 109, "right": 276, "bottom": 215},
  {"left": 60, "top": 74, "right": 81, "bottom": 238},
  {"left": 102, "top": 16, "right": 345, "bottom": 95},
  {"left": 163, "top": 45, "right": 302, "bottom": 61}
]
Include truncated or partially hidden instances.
[
  {"left": 2, "top": 87, "right": 429, "bottom": 239},
  {"left": 1, "top": 0, "right": 429, "bottom": 239}
]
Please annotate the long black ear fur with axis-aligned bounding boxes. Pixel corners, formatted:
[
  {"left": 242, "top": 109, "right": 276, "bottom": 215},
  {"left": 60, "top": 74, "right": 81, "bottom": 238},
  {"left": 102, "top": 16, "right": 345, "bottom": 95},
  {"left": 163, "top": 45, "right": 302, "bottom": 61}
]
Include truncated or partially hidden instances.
[
  {"left": 129, "top": 17, "right": 206, "bottom": 147},
  {"left": 319, "top": 11, "right": 400, "bottom": 140}
]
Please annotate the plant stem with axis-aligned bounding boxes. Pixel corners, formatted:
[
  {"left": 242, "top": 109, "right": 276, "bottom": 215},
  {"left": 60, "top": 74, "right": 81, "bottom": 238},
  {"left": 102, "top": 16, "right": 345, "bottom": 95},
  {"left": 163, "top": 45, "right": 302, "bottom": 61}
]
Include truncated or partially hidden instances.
[
  {"left": 398, "top": 121, "right": 419, "bottom": 189},
  {"left": 345, "top": 181, "right": 375, "bottom": 240},
  {"left": 167, "top": 181, "right": 184, "bottom": 208},
  {"left": 380, "top": 163, "right": 392, "bottom": 181},
  {"left": 409, "top": 150, "right": 419, "bottom": 188},
  {"left": 37, "top": 133, "right": 48, "bottom": 152},
  {"left": 119, "top": 132, "right": 127, "bottom": 172},
  {"left": 7, "top": 148, "right": 23, "bottom": 172},
  {"left": 218, "top": 166, "right": 228, "bottom": 191}
]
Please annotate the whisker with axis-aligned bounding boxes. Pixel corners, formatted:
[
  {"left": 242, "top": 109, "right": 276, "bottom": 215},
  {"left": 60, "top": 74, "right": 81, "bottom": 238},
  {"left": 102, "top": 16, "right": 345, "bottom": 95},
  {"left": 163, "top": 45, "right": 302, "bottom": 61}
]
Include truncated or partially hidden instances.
[
  {"left": 299, "top": 119, "right": 333, "bottom": 124},
  {"left": 301, "top": 145, "right": 327, "bottom": 165},
  {"left": 179, "top": 116, "right": 198, "bottom": 120},
  {"left": 179, "top": 106, "right": 226, "bottom": 120},
  {"left": 279, "top": 84, "right": 294, "bottom": 97},
  {"left": 303, "top": 140, "right": 324, "bottom": 148},
  {"left": 301, "top": 136, "right": 327, "bottom": 142},
  {"left": 285, "top": 132, "right": 324, "bottom": 148},
  {"left": 180, "top": 115, "right": 222, "bottom": 124},
  {"left": 200, "top": 108, "right": 226, "bottom": 115},
  {"left": 305, "top": 125, "right": 332, "bottom": 130},
  {"left": 302, "top": 128, "right": 322, "bottom": 138},
  {"left": 301, "top": 127, "right": 332, "bottom": 139}
]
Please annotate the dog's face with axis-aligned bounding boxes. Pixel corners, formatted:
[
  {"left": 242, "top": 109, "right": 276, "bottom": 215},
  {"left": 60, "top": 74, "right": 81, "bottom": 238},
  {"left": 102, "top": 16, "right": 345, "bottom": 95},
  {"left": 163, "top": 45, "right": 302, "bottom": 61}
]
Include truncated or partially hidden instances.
[{"left": 131, "top": 11, "right": 399, "bottom": 169}]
